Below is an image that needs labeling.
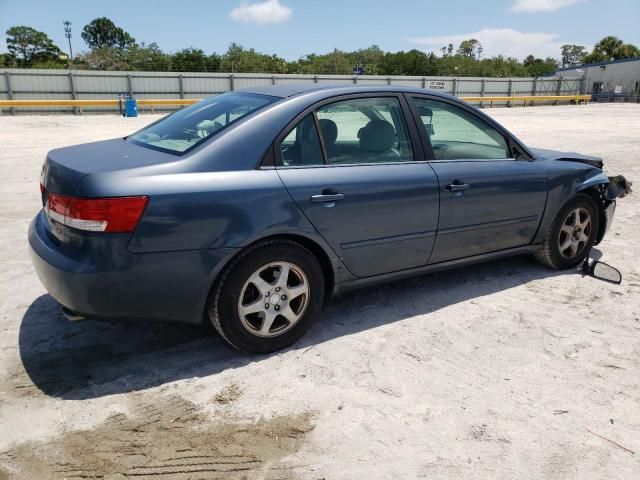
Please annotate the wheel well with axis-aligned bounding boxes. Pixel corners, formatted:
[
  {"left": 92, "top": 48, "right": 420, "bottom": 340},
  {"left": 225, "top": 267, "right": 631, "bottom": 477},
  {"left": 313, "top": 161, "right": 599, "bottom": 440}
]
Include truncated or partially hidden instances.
[
  {"left": 580, "top": 185, "right": 609, "bottom": 245},
  {"left": 271, "top": 234, "right": 336, "bottom": 296},
  {"left": 210, "top": 234, "right": 335, "bottom": 304}
]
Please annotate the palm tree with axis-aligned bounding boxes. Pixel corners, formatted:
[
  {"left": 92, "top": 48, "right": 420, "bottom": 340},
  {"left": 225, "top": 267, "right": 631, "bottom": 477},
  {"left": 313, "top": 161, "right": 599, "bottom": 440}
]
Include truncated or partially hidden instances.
[
  {"left": 617, "top": 44, "right": 640, "bottom": 60},
  {"left": 594, "top": 36, "right": 623, "bottom": 60}
]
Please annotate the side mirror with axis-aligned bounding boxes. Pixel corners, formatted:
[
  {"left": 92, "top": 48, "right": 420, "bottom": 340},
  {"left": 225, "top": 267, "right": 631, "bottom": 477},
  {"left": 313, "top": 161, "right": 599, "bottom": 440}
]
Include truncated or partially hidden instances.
[
  {"left": 425, "top": 124, "right": 435, "bottom": 136},
  {"left": 583, "top": 259, "right": 622, "bottom": 284},
  {"left": 418, "top": 106, "right": 433, "bottom": 118}
]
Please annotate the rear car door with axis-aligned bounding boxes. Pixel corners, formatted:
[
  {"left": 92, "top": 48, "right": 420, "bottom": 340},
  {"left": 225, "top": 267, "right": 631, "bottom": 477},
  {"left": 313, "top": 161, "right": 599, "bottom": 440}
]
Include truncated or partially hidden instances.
[
  {"left": 407, "top": 95, "right": 547, "bottom": 264},
  {"left": 274, "top": 94, "right": 440, "bottom": 278}
]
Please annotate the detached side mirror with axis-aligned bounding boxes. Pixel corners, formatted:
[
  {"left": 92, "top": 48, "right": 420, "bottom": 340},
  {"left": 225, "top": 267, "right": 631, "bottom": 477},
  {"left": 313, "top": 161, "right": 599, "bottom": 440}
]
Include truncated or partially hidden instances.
[{"left": 583, "top": 259, "right": 622, "bottom": 284}]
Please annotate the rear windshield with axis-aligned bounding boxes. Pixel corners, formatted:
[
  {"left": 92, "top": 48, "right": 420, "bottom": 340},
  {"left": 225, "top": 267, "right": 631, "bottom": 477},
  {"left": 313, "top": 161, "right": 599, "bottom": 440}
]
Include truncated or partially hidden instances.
[{"left": 128, "top": 92, "right": 277, "bottom": 154}]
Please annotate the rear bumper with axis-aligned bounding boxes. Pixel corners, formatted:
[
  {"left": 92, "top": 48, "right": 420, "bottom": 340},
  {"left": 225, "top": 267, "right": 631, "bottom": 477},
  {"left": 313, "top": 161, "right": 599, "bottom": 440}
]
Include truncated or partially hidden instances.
[{"left": 29, "top": 211, "right": 237, "bottom": 324}]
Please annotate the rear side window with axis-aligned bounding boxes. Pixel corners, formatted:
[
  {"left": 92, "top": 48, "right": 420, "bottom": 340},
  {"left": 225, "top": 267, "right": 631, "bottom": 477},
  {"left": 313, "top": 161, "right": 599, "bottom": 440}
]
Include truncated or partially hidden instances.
[
  {"left": 412, "top": 98, "right": 510, "bottom": 160},
  {"left": 128, "top": 92, "right": 277, "bottom": 154},
  {"left": 316, "top": 97, "right": 414, "bottom": 164}
]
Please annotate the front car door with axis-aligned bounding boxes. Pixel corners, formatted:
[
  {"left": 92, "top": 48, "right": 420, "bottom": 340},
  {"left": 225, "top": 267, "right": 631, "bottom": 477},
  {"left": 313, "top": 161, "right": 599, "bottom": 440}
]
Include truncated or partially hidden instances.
[
  {"left": 274, "top": 94, "right": 440, "bottom": 278},
  {"left": 407, "top": 95, "right": 548, "bottom": 264}
]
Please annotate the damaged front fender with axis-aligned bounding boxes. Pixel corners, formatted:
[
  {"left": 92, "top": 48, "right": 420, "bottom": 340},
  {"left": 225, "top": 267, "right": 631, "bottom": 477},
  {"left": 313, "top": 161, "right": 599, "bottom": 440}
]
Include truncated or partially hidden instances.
[
  {"left": 606, "top": 175, "right": 632, "bottom": 200},
  {"left": 591, "top": 175, "right": 632, "bottom": 245}
]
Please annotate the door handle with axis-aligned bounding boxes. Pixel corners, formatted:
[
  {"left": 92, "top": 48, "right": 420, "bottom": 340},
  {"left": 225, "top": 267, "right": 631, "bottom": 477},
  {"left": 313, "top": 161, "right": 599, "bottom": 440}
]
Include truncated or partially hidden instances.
[
  {"left": 444, "top": 183, "right": 470, "bottom": 192},
  {"left": 311, "top": 193, "right": 345, "bottom": 203}
]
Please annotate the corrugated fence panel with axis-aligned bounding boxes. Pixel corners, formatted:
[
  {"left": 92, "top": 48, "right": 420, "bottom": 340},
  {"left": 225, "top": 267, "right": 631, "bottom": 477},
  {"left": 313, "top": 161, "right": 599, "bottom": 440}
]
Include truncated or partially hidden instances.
[
  {"left": 388, "top": 77, "right": 424, "bottom": 88},
  {"left": 183, "top": 76, "right": 229, "bottom": 94},
  {"left": 75, "top": 74, "right": 128, "bottom": 94},
  {"left": 233, "top": 76, "right": 274, "bottom": 89},
  {"left": 352, "top": 76, "right": 391, "bottom": 86},
  {"left": 0, "top": 74, "right": 7, "bottom": 96},
  {"left": 483, "top": 80, "right": 510, "bottom": 95},
  {"left": 512, "top": 80, "right": 535, "bottom": 93},
  {"left": 456, "top": 79, "right": 481, "bottom": 95},
  {"left": 132, "top": 75, "right": 179, "bottom": 94},
  {"left": 316, "top": 76, "right": 354, "bottom": 85},
  {"left": 2, "top": 68, "right": 601, "bottom": 112},
  {"left": 12, "top": 72, "right": 69, "bottom": 93},
  {"left": 535, "top": 80, "right": 555, "bottom": 94},
  {"left": 275, "top": 76, "right": 317, "bottom": 85},
  {"left": 560, "top": 79, "right": 581, "bottom": 93}
]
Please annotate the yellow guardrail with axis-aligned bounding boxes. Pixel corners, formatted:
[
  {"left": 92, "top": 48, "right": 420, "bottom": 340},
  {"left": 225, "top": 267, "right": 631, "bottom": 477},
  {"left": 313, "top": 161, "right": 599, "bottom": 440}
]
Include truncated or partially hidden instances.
[
  {"left": 462, "top": 94, "right": 591, "bottom": 105},
  {"left": 0, "top": 95, "right": 590, "bottom": 109},
  {"left": 0, "top": 99, "right": 199, "bottom": 107}
]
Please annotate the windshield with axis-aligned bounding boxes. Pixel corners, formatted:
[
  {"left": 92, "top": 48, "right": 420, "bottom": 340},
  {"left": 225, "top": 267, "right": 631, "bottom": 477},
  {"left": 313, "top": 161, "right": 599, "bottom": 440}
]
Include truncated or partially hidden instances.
[{"left": 128, "top": 92, "right": 277, "bottom": 154}]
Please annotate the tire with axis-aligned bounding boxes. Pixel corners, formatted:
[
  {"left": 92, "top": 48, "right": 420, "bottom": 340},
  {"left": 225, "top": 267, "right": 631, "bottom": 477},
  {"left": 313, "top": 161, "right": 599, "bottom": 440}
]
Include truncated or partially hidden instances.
[
  {"left": 208, "top": 240, "right": 325, "bottom": 353},
  {"left": 534, "top": 193, "right": 600, "bottom": 270}
]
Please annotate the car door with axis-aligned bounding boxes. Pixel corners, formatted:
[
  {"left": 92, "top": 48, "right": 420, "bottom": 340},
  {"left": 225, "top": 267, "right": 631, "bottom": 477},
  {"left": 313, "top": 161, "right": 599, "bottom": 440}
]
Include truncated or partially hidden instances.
[
  {"left": 407, "top": 95, "right": 548, "bottom": 264},
  {"left": 274, "top": 94, "right": 440, "bottom": 278}
]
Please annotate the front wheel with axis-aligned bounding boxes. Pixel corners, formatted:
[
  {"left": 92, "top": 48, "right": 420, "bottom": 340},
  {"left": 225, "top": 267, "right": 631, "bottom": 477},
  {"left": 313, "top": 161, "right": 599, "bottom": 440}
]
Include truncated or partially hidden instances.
[
  {"left": 208, "top": 240, "right": 325, "bottom": 353},
  {"left": 534, "top": 193, "right": 599, "bottom": 270}
]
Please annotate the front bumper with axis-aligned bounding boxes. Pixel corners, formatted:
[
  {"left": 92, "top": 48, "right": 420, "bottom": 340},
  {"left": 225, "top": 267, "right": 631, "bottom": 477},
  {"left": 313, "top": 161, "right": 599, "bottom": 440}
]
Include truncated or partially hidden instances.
[
  {"left": 596, "top": 199, "right": 616, "bottom": 245},
  {"left": 29, "top": 211, "right": 237, "bottom": 324}
]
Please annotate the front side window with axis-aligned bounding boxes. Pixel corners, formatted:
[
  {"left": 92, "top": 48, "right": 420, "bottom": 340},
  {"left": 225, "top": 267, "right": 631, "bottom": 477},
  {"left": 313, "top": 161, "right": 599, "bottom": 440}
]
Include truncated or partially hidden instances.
[
  {"left": 128, "top": 92, "right": 277, "bottom": 154},
  {"left": 412, "top": 98, "right": 510, "bottom": 160},
  {"left": 278, "top": 114, "right": 324, "bottom": 166},
  {"left": 316, "top": 97, "right": 414, "bottom": 164}
]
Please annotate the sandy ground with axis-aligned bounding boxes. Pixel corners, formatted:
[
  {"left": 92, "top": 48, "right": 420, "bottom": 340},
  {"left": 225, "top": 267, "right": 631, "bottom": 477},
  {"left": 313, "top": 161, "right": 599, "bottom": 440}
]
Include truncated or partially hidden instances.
[{"left": 0, "top": 104, "right": 639, "bottom": 479}]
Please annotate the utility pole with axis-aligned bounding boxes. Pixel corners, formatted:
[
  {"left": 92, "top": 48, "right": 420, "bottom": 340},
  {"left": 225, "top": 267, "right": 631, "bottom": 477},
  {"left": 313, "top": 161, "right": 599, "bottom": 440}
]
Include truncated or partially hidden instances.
[{"left": 63, "top": 21, "right": 73, "bottom": 60}]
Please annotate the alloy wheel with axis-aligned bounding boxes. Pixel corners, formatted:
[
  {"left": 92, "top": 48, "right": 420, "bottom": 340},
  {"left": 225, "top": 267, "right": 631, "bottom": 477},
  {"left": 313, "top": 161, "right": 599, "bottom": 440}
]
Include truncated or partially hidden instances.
[
  {"left": 558, "top": 207, "right": 592, "bottom": 259},
  {"left": 237, "top": 261, "right": 310, "bottom": 337}
]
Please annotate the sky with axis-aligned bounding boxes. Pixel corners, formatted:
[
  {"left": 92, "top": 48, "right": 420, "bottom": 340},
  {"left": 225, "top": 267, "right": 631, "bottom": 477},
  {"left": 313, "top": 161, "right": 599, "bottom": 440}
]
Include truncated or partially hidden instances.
[{"left": 1, "top": 0, "right": 638, "bottom": 61}]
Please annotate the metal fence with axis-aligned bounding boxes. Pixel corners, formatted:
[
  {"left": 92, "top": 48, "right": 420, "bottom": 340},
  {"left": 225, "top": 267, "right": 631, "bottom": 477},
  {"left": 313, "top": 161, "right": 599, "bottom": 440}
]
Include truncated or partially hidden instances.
[{"left": 1, "top": 68, "right": 588, "bottom": 114}]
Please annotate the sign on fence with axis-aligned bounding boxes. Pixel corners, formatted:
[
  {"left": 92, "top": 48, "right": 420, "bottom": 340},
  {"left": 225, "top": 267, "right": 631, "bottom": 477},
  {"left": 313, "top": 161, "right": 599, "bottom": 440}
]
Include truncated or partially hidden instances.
[{"left": 427, "top": 80, "right": 446, "bottom": 90}]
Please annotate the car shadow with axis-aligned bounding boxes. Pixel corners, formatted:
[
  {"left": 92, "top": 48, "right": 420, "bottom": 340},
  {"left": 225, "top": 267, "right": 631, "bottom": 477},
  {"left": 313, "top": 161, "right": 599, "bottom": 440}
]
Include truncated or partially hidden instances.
[{"left": 18, "top": 254, "right": 592, "bottom": 400}]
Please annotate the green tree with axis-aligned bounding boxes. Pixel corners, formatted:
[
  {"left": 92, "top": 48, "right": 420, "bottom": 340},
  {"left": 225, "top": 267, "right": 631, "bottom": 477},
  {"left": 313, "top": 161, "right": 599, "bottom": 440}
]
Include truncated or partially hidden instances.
[
  {"left": 593, "top": 36, "right": 623, "bottom": 60},
  {"left": 219, "top": 43, "right": 288, "bottom": 73},
  {"left": 457, "top": 39, "right": 481, "bottom": 59},
  {"left": 0, "top": 52, "right": 14, "bottom": 67},
  {"left": 81, "top": 17, "right": 135, "bottom": 51},
  {"left": 379, "top": 50, "right": 437, "bottom": 76},
  {"left": 354, "top": 45, "right": 385, "bottom": 75},
  {"left": 75, "top": 47, "right": 128, "bottom": 70},
  {"left": 5, "top": 26, "right": 63, "bottom": 66},
  {"left": 523, "top": 55, "right": 558, "bottom": 77},
  {"left": 617, "top": 43, "right": 640, "bottom": 59},
  {"left": 126, "top": 42, "right": 171, "bottom": 71},
  {"left": 560, "top": 44, "right": 587, "bottom": 67},
  {"left": 581, "top": 50, "right": 607, "bottom": 65},
  {"left": 592, "top": 36, "right": 639, "bottom": 60},
  {"left": 171, "top": 48, "right": 220, "bottom": 72},
  {"left": 581, "top": 36, "right": 639, "bottom": 64}
]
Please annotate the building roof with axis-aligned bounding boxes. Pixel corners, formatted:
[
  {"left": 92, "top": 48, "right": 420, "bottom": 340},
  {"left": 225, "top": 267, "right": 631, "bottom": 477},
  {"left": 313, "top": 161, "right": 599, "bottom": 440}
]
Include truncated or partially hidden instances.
[{"left": 556, "top": 56, "right": 640, "bottom": 72}]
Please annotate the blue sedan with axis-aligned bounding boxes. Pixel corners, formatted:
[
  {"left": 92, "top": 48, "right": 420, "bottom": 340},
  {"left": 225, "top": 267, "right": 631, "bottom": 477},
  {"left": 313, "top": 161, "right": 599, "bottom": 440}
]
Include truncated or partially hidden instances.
[{"left": 29, "top": 85, "right": 629, "bottom": 353}]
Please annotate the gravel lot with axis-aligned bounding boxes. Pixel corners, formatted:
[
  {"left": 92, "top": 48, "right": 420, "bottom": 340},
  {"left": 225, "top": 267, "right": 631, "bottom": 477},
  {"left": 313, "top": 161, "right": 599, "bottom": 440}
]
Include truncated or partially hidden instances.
[{"left": 0, "top": 104, "right": 639, "bottom": 479}]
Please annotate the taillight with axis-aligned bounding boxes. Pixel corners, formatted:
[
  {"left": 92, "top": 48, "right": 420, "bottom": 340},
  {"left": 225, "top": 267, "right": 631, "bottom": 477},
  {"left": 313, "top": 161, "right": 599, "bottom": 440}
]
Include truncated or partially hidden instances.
[{"left": 46, "top": 194, "right": 148, "bottom": 233}]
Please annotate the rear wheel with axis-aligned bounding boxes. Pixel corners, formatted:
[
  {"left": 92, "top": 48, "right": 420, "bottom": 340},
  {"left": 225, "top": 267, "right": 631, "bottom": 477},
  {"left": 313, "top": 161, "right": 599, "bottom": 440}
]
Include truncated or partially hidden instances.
[
  {"left": 209, "top": 240, "right": 324, "bottom": 353},
  {"left": 534, "top": 193, "right": 599, "bottom": 270}
]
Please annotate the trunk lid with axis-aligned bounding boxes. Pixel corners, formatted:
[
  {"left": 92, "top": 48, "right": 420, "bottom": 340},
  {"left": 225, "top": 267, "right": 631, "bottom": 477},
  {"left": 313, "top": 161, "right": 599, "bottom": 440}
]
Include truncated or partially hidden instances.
[
  {"left": 42, "top": 138, "right": 177, "bottom": 196},
  {"left": 40, "top": 138, "right": 176, "bottom": 245}
]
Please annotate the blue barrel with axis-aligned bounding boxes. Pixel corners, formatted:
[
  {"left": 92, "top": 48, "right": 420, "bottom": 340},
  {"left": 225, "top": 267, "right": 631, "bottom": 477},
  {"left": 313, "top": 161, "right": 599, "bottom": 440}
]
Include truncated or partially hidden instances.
[{"left": 125, "top": 97, "right": 138, "bottom": 117}]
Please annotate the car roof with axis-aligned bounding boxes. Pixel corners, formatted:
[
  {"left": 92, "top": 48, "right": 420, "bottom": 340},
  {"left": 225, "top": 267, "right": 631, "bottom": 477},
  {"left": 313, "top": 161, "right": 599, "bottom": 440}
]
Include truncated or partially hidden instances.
[{"left": 238, "top": 83, "right": 457, "bottom": 100}]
